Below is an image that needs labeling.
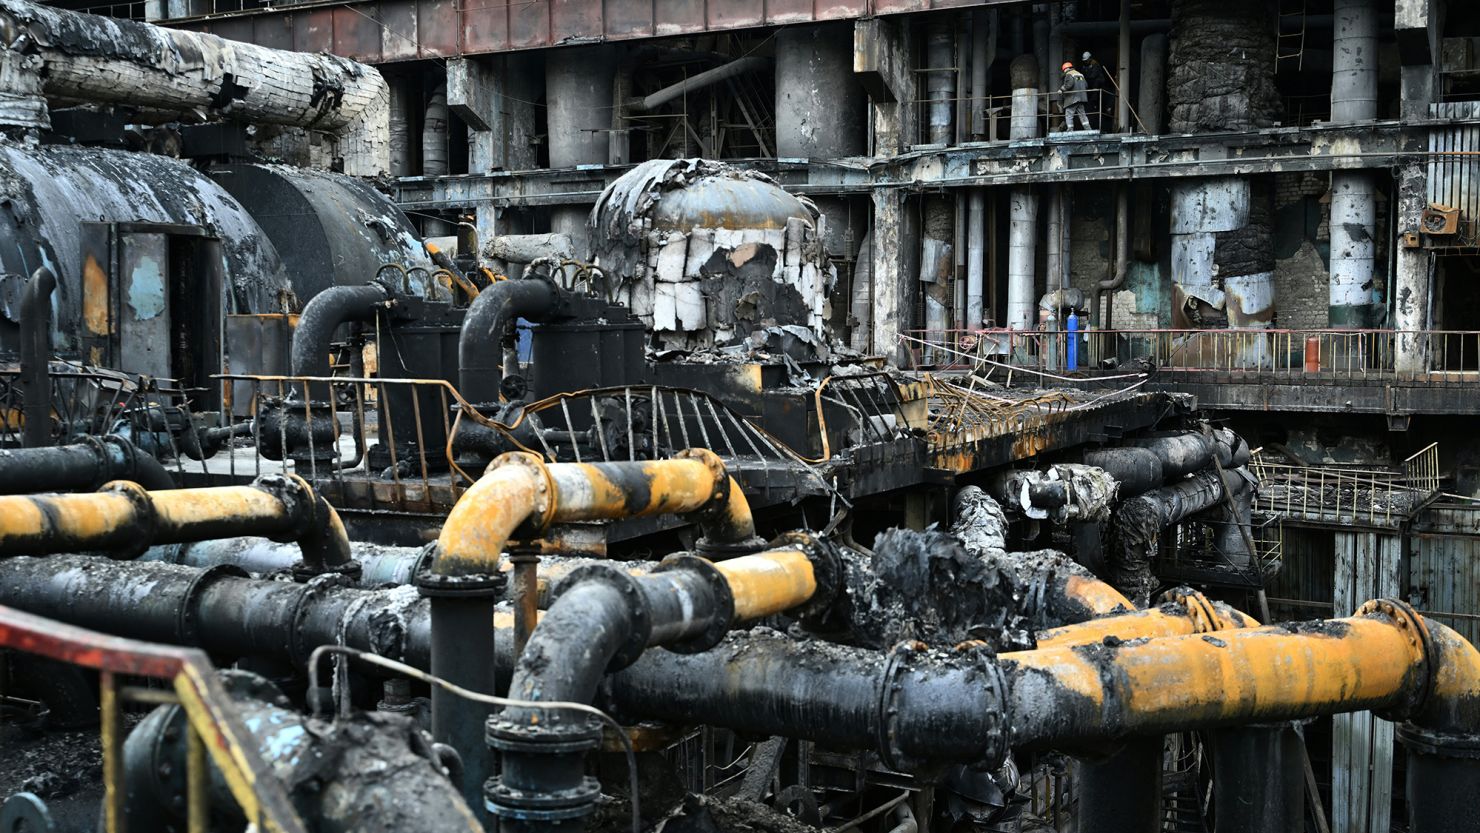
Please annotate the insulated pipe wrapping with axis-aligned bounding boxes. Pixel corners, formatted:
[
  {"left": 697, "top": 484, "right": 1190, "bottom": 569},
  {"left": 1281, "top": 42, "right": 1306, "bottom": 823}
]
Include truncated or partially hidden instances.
[
  {"left": 0, "top": 475, "right": 351, "bottom": 572},
  {"left": 434, "top": 450, "right": 756, "bottom": 577},
  {"left": 0, "top": 0, "right": 390, "bottom": 176}
]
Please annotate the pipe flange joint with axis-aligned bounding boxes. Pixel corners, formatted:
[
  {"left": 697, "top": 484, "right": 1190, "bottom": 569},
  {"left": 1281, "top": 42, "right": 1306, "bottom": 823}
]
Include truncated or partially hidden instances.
[
  {"left": 487, "top": 451, "right": 558, "bottom": 535},
  {"left": 771, "top": 530, "right": 844, "bottom": 623},
  {"left": 1358, "top": 597, "right": 1436, "bottom": 722},
  {"left": 547, "top": 565, "right": 652, "bottom": 670},
  {"left": 484, "top": 775, "right": 603, "bottom": 821},
  {"left": 287, "top": 573, "right": 356, "bottom": 665},
  {"left": 486, "top": 715, "right": 603, "bottom": 754},
  {"left": 652, "top": 554, "right": 734, "bottom": 654},
  {"left": 1397, "top": 724, "right": 1480, "bottom": 760},
  {"left": 176, "top": 564, "right": 248, "bottom": 647},
  {"left": 252, "top": 473, "right": 313, "bottom": 543},
  {"left": 97, "top": 479, "right": 159, "bottom": 559},
  {"left": 1159, "top": 586, "right": 1222, "bottom": 633},
  {"left": 415, "top": 566, "right": 506, "bottom": 598},
  {"left": 876, "top": 641, "right": 1009, "bottom": 773}
]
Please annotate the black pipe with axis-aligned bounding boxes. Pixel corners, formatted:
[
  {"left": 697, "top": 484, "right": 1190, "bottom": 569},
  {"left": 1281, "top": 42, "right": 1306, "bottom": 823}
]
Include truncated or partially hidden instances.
[
  {"left": 290, "top": 283, "right": 390, "bottom": 378},
  {"left": 20, "top": 267, "right": 55, "bottom": 449},
  {"left": 489, "top": 559, "right": 734, "bottom": 833},
  {"left": 123, "top": 670, "right": 481, "bottom": 832},
  {"left": 1075, "top": 737, "right": 1163, "bottom": 833},
  {"left": 458, "top": 277, "right": 560, "bottom": 405},
  {"left": 1401, "top": 725, "right": 1480, "bottom": 833},
  {"left": 1208, "top": 723, "right": 1304, "bottom": 833},
  {"left": 0, "top": 556, "right": 432, "bottom": 669},
  {"left": 419, "top": 574, "right": 502, "bottom": 828},
  {"left": 1083, "top": 447, "right": 1163, "bottom": 496},
  {"left": 0, "top": 436, "right": 174, "bottom": 494}
]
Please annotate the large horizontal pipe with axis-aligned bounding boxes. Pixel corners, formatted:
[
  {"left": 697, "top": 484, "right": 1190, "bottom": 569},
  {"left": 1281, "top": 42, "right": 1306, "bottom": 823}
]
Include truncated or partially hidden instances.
[
  {"left": 1035, "top": 587, "right": 1257, "bottom": 649},
  {"left": 0, "top": 436, "right": 174, "bottom": 493},
  {"left": 0, "top": 0, "right": 390, "bottom": 176},
  {"left": 632, "top": 56, "right": 770, "bottom": 112},
  {"left": 0, "top": 475, "right": 351, "bottom": 573},
  {"left": 434, "top": 449, "right": 760, "bottom": 578}
]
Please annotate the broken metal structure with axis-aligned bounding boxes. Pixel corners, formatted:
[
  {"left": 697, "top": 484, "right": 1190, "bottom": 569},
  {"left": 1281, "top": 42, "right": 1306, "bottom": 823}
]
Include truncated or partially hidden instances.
[{"left": 2, "top": 0, "right": 1480, "bottom": 832}]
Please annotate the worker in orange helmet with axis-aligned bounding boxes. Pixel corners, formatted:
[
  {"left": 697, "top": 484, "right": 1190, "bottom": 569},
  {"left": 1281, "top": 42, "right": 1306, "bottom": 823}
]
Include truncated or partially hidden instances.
[{"left": 1059, "top": 60, "right": 1093, "bottom": 131}]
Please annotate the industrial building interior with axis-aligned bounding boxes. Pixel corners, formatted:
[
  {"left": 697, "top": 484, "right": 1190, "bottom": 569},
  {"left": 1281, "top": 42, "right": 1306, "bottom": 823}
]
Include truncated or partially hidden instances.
[{"left": 1, "top": 0, "right": 1479, "bottom": 831}]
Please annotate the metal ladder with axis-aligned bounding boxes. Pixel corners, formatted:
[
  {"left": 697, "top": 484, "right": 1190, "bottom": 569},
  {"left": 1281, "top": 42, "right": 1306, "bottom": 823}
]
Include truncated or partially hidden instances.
[{"left": 1276, "top": 0, "right": 1308, "bottom": 70}]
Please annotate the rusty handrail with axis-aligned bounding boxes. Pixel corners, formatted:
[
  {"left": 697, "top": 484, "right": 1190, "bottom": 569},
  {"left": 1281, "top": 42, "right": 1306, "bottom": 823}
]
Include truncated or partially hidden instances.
[{"left": 0, "top": 604, "right": 308, "bottom": 833}]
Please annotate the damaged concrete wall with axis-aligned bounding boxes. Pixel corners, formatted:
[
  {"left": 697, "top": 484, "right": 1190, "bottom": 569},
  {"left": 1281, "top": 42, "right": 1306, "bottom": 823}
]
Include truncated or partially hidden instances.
[
  {"left": 590, "top": 158, "right": 835, "bottom": 352},
  {"left": 0, "top": 0, "right": 389, "bottom": 176}
]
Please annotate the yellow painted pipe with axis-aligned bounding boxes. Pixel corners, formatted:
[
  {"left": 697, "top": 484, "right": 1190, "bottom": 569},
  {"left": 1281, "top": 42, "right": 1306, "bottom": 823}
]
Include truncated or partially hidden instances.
[
  {"left": 436, "top": 449, "right": 753, "bottom": 576},
  {"left": 0, "top": 476, "right": 349, "bottom": 570},
  {"left": 1035, "top": 590, "right": 1258, "bottom": 650},
  {"left": 716, "top": 548, "right": 818, "bottom": 620},
  {"left": 1060, "top": 574, "right": 1136, "bottom": 617},
  {"left": 1003, "top": 602, "right": 1480, "bottom": 744}
]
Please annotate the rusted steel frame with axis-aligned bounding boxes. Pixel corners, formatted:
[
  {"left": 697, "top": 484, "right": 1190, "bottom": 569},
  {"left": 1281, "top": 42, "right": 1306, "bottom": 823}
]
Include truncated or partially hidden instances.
[
  {"left": 433, "top": 448, "right": 756, "bottom": 576},
  {"left": 0, "top": 475, "right": 352, "bottom": 572},
  {"left": 0, "top": 603, "right": 307, "bottom": 833}
]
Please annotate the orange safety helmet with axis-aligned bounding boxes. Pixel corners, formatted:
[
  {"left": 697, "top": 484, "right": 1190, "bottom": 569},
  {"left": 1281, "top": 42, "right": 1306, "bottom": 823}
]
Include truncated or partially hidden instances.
[{"left": 1061, "top": 61, "right": 1075, "bottom": 71}]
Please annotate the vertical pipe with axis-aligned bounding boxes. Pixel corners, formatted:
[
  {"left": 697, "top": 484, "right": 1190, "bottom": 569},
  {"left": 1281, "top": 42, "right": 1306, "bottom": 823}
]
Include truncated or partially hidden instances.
[
  {"left": 926, "top": 21, "right": 955, "bottom": 145},
  {"left": 1046, "top": 186, "right": 1064, "bottom": 293},
  {"left": 1329, "top": 0, "right": 1378, "bottom": 329},
  {"left": 1138, "top": 34, "right": 1167, "bottom": 135},
  {"left": 422, "top": 583, "right": 500, "bottom": 826},
  {"left": 388, "top": 74, "right": 415, "bottom": 178},
  {"left": 422, "top": 86, "right": 449, "bottom": 176},
  {"left": 970, "top": 11, "right": 993, "bottom": 139},
  {"left": 968, "top": 190, "right": 987, "bottom": 329},
  {"left": 20, "top": 267, "right": 55, "bottom": 449},
  {"left": 1007, "top": 55, "right": 1041, "bottom": 333},
  {"left": 1210, "top": 723, "right": 1305, "bottom": 833},
  {"left": 547, "top": 45, "right": 618, "bottom": 258},
  {"left": 1116, "top": 0, "right": 1131, "bottom": 132},
  {"left": 1008, "top": 189, "right": 1039, "bottom": 332},
  {"left": 1075, "top": 736, "right": 1163, "bottom": 833}
]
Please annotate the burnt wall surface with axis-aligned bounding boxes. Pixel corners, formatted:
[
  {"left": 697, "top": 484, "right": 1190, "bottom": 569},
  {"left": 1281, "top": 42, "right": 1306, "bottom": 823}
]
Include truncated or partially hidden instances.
[{"left": 1167, "top": 0, "right": 1281, "bottom": 133}]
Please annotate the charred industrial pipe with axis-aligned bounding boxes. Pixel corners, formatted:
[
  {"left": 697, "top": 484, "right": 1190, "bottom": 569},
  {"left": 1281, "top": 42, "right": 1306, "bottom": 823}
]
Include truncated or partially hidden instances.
[
  {"left": 1036, "top": 587, "right": 1257, "bottom": 649},
  {"left": 0, "top": 474, "right": 353, "bottom": 574},
  {"left": 0, "top": 436, "right": 174, "bottom": 493},
  {"left": 123, "top": 670, "right": 480, "bottom": 832},
  {"left": 290, "top": 283, "right": 391, "bottom": 379},
  {"left": 434, "top": 449, "right": 761, "bottom": 579},
  {"left": 1110, "top": 467, "right": 1254, "bottom": 603},
  {"left": 19, "top": 266, "right": 54, "bottom": 449},
  {"left": 458, "top": 275, "right": 561, "bottom": 405},
  {"left": 632, "top": 56, "right": 770, "bottom": 112},
  {"left": 489, "top": 540, "right": 836, "bottom": 832},
  {"left": 0, "top": 0, "right": 390, "bottom": 176},
  {"left": 425, "top": 448, "right": 760, "bottom": 819}
]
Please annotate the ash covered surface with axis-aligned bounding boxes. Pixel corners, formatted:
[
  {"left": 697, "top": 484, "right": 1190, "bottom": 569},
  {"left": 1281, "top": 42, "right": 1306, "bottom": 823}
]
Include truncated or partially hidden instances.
[
  {"left": 655, "top": 794, "right": 823, "bottom": 833},
  {"left": 0, "top": 718, "right": 134, "bottom": 831},
  {"left": 839, "top": 528, "right": 1039, "bottom": 651}
]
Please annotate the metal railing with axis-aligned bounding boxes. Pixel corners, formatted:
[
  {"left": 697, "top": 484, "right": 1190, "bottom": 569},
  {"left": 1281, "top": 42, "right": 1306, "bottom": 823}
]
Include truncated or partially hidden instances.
[
  {"left": 902, "top": 328, "right": 1480, "bottom": 383},
  {"left": 1250, "top": 442, "right": 1441, "bottom": 527},
  {"left": 0, "top": 604, "right": 307, "bottom": 833},
  {"left": 912, "top": 88, "right": 1125, "bottom": 147}
]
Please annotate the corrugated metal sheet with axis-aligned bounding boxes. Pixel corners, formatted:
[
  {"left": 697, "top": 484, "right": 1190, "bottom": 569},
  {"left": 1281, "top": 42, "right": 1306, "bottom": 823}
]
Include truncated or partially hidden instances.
[
  {"left": 175, "top": 0, "right": 1015, "bottom": 62},
  {"left": 1411, "top": 532, "right": 1480, "bottom": 646},
  {"left": 1427, "top": 101, "right": 1480, "bottom": 240}
]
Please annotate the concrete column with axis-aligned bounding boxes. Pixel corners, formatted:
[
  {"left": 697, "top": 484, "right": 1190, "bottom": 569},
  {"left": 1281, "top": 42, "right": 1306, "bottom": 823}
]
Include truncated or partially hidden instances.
[
  {"left": 1138, "top": 34, "right": 1167, "bottom": 135},
  {"left": 871, "top": 190, "right": 913, "bottom": 365},
  {"left": 777, "top": 23, "right": 865, "bottom": 158},
  {"left": 1395, "top": 60, "right": 1436, "bottom": 373},
  {"left": 547, "top": 45, "right": 617, "bottom": 259}
]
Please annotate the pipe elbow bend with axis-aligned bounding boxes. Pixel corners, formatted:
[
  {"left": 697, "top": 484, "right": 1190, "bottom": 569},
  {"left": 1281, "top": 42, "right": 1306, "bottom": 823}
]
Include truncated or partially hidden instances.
[
  {"left": 676, "top": 448, "right": 764, "bottom": 557},
  {"left": 434, "top": 451, "right": 552, "bottom": 577}
]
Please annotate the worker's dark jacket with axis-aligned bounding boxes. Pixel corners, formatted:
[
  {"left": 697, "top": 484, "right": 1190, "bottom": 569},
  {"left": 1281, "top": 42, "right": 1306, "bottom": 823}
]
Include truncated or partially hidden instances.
[{"left": 1059, "top": 69, "right": 1088, "bottom": 106}]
